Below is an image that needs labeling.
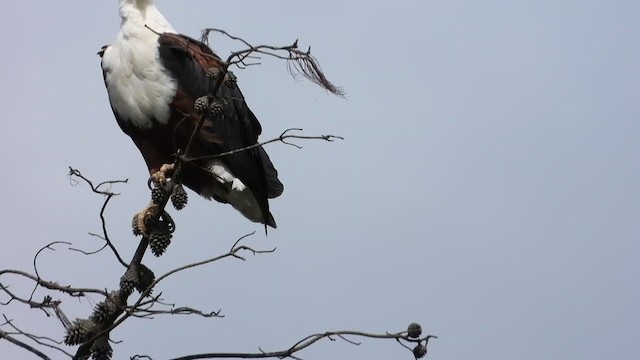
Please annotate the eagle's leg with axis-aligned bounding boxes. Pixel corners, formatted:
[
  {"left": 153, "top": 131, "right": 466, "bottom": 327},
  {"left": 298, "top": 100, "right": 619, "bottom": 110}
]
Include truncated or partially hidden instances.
[{"left": 132, "top": 163, "right": 176, "bottom": 236}]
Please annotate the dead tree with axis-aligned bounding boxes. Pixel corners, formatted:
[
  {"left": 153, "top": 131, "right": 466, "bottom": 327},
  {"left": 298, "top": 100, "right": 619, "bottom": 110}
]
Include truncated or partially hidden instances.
[{"left": 0, "top": 30, "right": 436, "bottom": 360}]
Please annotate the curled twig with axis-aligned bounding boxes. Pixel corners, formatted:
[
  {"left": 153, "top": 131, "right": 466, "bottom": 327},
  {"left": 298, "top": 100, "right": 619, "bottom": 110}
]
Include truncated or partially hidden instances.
[
  {"left": 68, "top": 167, "right": 128, "bottom": 196},
  {"left": 68, "top": 168, "right": 128, "bottom": 267},
  {"left": 30, "top": 242, "right": 73, "bottom": 302}
]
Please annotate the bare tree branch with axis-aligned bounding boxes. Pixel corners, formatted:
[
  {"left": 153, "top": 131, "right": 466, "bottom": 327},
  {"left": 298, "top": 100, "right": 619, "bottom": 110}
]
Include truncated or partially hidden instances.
[
  {"left": 201, "top": 28, "right": 345, "bottom": 97},
  {"left": 30, "top": 242, "right": 74, "bottom": 302},
  {"left": 0, "top": 283, "right": 60, "bottom": 317},
  {"left": 0, "top": 329, "right": 53, "bottom": 360},
  {"left": 0, "top": 26, "right": 435, "bottom": 360},
  {"left": 82, "top": 233, "right": 271, "bottom": 347},
  {"left": 185, "top": 128, "right": 343, "bottom": 163},
  {"left": 0, "top": 269, "right": 108, "bottom": 298},
  {"left": 131, "top": 306, "right": 224, "bottom": 320},
  {"left": 68, "top": 167, "right": 128, "bottom": 196},
  {"left": 167, "top": 330, "right": 437, "bottom": 360},
  {"left": 1, "top": 315, "right": 73, "bottom": 358}
]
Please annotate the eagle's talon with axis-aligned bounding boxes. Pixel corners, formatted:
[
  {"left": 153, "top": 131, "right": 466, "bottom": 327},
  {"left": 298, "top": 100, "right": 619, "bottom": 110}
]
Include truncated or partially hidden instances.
[
  {"left": 132, "top": 214, "right": 143, "bottom": 236},
  {"left": 131, "top": 204, "right": 159, "bottom": 236},
  {"left": 150, "top": 163, "right": 176, "bottom": 188}
]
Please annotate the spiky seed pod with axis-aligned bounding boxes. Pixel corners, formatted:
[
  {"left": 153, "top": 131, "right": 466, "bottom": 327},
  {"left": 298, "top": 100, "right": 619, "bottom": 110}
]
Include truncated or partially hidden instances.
[
  {"left": 90, "top": 298, "right": 118, "bottom": 324},
  {"left": 206, "top": 67, "right": 220, "bottom": 79},
  {"left": 209, "top": 100, "right": 224, "bottom": 116},
  {"left": 224, "top": 71, "right": 237, "bottom": 88},
  {"left": 407, "top": 323, "right": 422, "bottom": 339},
  {"left": 91, "top": 336, "right": 113, "bottom": 360},
  {"left": 171, "top": 184, "right": 188, "bottom": 210},
  {"left": 151, "top": 187, "right": 168, "bottom": 204},
  {"left": 413, "top": 344, "right": 427, "bottom": 359},
  {"left": 89, "top": 292, "right": 119, "bottom": 324},
  {"left": 90, "top": 302, "right": 111, "bottom": 324},
  {"left": 149, "top": 231, "right": 172, "bottom": 257},
  {"left": 194, "top": 96, "right": 210, "bottom": 114},
  {"left": 64, "top": 318, "right": 97, "bottom": 345},
  {"left": 136, "top": 264, "right": 155, "bottom": 294},
  {"left": 119, "top": 267, "right": 139, "bottom": 295}
]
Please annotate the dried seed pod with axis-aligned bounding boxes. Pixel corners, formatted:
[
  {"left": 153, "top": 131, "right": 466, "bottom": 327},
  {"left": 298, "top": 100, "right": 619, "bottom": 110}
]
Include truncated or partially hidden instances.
[
  {"left": 407, "top": 322, "right": 422, "bottom": 339},
  {"left": 64, "top": 318, "right": 97, "bottom": 345},
  {"left": 149, "top": 231, "right": 172, "bottom": 257},
  {"left": 413, "top": 344, "right": 427, "bottom": 359},
  {"left": 224, "top": 71, "right": 237, "bottom": 87},
  {"left": 151, "top": 187, "right": 168, "bottom": 204},
  {"left": 120, "top": 266, "right": 139, "bottom": 295},
  {"left": 136, "top": 264, "right": 155, "bottom": 294},
  {"left": 194, "top": 96, "right": 210, "bottom": 114},
  {"left": 90, "top": 294, "right": 118, "bottom": 324},
  {"left": 171, "top": 184, "right": 188, "bottom": 210},
  {"left": 91, "top": 336, "right": 113, "bottom": 360},
  {"left": 209, "top": 100, "right": 224, "bottom": 116},
  {"left": 131, "top": 215, "right": 143, "bottom": 236}
]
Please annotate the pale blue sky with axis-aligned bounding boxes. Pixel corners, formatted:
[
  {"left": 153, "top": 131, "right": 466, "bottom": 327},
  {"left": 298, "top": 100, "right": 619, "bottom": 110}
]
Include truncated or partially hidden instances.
[{"left": 0, "top": 1, "right": 638, "bottom": 359}]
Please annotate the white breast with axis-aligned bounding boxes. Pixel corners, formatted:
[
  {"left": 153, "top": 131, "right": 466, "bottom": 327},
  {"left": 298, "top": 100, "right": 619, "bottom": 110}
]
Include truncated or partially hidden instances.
[{"left": 102, "top": 22, "right": 177, "bottom": 129}]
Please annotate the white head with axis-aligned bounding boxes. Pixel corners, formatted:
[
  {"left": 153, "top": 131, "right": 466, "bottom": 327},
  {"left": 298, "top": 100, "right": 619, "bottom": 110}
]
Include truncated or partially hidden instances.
[
  {"left": 117, "top": 0, "right": 175, "bottom": 33},
  {"left": 119, "top": 0, "right": 152, "bottom": 15},
  {"left": 119, "top": 0, "right": 154, "bottom": 7}
]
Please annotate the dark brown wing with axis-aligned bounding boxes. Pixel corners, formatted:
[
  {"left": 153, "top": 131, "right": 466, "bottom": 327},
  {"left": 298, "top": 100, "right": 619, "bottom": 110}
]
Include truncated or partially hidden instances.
[{"left": 157, "top": 33, "right": 283, "bottom": 228}]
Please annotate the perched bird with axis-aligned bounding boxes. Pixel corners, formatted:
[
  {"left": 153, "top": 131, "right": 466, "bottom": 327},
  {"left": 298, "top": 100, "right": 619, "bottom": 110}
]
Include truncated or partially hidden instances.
[{"left": 99, "top": 0, "right": 284, "bottom": 232}]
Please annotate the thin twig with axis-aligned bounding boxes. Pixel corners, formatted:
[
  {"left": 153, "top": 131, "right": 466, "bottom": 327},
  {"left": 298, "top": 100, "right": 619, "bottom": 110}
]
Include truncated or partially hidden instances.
[
  {"left": 68, "top": 167, "right": 128, "bottom": 196},
  {"left": 1, "top": 315, "right": 72, "bottom": 357},
  {"left": 0, "top": 283, "right": 60, "bottom": 317},
  {"left": 30, "top": 242, "right": 72, "bottom": 302},
  {"left": 0, "top": 269, "right": 108, "bottom": 298},
  {"left": 131, "top": 306, "right": 224, "bottom": 319},
  {"left": 185, "top": 128, "right": 343, "bottom": 163},
  {"left": 0, "top": 330, "right": 52, "bottom": 360}
]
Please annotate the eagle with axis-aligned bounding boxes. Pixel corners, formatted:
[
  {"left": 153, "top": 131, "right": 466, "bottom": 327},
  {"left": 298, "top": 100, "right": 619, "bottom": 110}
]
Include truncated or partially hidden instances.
[{"left": 99, "top": 0, "right": 284, "bottom": 231}]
